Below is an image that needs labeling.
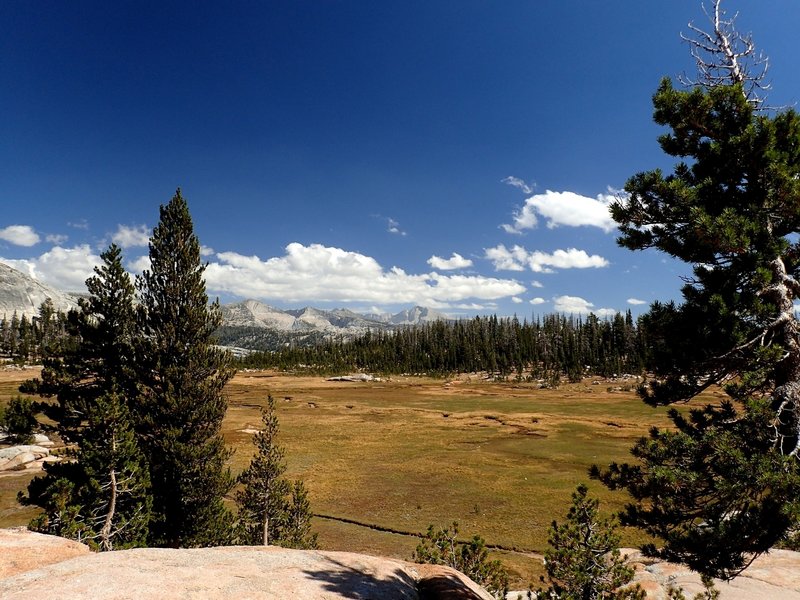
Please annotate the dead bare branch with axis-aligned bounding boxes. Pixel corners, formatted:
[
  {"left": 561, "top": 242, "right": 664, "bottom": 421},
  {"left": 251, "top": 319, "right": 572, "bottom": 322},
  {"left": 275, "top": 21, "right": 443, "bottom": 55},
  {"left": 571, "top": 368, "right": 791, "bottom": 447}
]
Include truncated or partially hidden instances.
[{"left": 678, "top": 0, "right": 772, "bottom": 108}]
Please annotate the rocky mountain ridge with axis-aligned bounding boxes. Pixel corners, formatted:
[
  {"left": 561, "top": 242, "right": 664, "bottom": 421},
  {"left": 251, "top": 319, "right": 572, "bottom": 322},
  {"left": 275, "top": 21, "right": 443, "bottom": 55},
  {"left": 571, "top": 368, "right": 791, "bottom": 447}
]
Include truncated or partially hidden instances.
[
  {"left": 0, "top": 262, "right": 448, "bottom": 348},
  {"left": 219, "top": 299, "right": 448, "bottom": 332},
  {"left": 0, "top": 263, "right": 80, "bottom": 320},
  {"left": 216, "top": 300, "right": 450, "bottom": 351}
]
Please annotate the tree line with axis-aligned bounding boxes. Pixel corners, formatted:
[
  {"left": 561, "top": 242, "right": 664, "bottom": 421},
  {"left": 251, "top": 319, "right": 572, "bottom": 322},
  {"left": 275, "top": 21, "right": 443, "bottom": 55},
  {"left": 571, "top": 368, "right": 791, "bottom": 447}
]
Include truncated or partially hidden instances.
[
  {"left": 238, "top": 311, "right": 650, "bottom": 381},
  {"left": 1, "top": 299, "right": 74, "bottom": 364}
]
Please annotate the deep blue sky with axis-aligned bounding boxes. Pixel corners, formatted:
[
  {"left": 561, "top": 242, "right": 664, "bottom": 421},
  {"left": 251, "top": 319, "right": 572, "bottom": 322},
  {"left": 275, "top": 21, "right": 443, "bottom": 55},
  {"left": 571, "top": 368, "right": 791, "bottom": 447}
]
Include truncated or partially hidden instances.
[{"left": 2, "top": 1, "right": 799, "bottom": 317}]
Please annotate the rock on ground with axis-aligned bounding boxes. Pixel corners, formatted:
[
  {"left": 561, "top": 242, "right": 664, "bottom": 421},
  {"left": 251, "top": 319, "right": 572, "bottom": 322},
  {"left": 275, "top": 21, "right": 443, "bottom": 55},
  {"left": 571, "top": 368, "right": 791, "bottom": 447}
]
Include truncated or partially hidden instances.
[
  {"left": 0, "top": 527, "right": 90, "bottom": 578},
  {"left": 0, "top": 528, "right": 492, "bottom": 600},
  {"left": 506, "top": 548, "right": 800, "bottom": 599},
  {"left": 0, "top": 445, "right": 50, "bottom": 472},
  {"left": 625, "top": 548, "right": 800, "bottom": 600}
]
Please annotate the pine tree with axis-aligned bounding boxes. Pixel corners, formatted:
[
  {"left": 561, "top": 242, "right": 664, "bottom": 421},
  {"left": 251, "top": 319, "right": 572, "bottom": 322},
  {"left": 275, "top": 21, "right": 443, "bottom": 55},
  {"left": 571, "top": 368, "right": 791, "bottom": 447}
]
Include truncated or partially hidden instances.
[
  {"left": 23, "top": 244, "right": 151, "bottom": 550},
  {"left": 282, "top": 479, "right": 319, "bottom": 550},
  {"left": 78, "top": 390, "right": 152, "bottom": 550},
  {"left": 538, "top": 485, "right": 644, "bottom": 600},
  {"left": 25, "top": 245, "right": 141, "bottom": 443},
  {"left": 135, "top": 189, "right": 235, "bottom": 547},
  {"left": 597, "top": 0, "right": 800, "bottom": 580},
  {"left": 235, "top": 395, "right": 318, "bottom": 549},
  {"left": 236, "top": 395, "right": 291, "bottom": 545}
]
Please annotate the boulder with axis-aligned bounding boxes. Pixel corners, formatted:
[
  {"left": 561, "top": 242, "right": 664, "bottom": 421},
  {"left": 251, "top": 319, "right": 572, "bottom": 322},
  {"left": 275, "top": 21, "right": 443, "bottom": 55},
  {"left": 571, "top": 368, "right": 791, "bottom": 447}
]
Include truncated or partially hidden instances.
[
  {"left": 0, "top": 445, "right": 50, "bottom": 471},
  {"left": 0, "top": 529, "right": 492, "bottom": 600},
  {"left": 32, "top": 433, "right": 54, "bottom": 447}
]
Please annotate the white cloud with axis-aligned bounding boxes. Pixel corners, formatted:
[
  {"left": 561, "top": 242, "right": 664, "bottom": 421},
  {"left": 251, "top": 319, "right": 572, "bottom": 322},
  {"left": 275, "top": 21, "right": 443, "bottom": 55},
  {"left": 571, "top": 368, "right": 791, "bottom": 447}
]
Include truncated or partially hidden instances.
[
  {"left": 200, "top": 245, "right": 215, "bottom": 257},
  {"left": 1, "top": 245, "right": 101, "bottom": 291},
  {"left": 553, "top": 295, "right": 616, "bottom": 317},
  {"left": 454, "top": 302, "right": 493, "bottom": 310},
  {"left": 127, "top": 255, "right": 151, "bottom": 275},
  {"left": 68, "top": 219, "right": 89, "bottom": 230},
  {"left": 511, "top": 296, "right": 523, "bottom": 304},
  {"left": 531, "top": 280, "right": 543, "bottom": 288},
  {"left": 485, "top": 244, "right": 609, "bottom": 273},
  {"left": 627, "top": 298, "right": 647, "bottom": 305},
  {"left": 427, "top": 252, "right": 473, "bottom": 270},
  {"left": 530, "top": 297, "right": 546, "bottom": 305},
  {"left": 502, "top": 175, "right": 535, "bottom": 195},
  {"left": 204, "top": 242, "right": 525, "bottom": 307},
  {"left": 112, "top": 224, "right": 150, "bottom": 248},
  {"left": 387, "top": 218, "right": 407, "bottom": 236},
  {"left": 46, "top": 233, "right": 68, "bottom": 244},
  {"left": 501, "top": 189, "right": 617, "bottom": 234},
  {"left": 0, "top": 225, "right": 40, "bottom": 247}
]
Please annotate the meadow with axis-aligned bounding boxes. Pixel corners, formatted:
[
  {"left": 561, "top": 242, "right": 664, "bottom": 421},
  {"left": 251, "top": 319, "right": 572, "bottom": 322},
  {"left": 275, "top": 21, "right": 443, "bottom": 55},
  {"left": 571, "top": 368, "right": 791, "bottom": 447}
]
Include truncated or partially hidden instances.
[{"left": 1, "top": 367, "right": 724, "bottom": 587}]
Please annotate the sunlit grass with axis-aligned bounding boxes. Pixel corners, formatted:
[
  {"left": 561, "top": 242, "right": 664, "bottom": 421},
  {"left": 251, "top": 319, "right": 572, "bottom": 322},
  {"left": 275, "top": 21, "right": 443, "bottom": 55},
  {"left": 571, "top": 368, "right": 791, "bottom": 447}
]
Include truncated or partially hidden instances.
[{"left": 1, "top": 367, "right": 691, "bottom": 588}]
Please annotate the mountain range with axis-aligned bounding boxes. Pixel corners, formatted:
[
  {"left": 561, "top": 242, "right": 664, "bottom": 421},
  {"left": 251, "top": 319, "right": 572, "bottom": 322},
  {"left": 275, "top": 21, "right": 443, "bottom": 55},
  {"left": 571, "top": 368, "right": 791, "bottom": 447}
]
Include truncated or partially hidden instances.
[
  {"left": 215, "top": 300, "right": 448, "bottom": 350},
  {"left": 219, "top": 299, "right": 446, "bottom": 332},
  {"left": 0, "top": 262, "right": 447, "bottom": 348},
  {"left": 0, "top": 263, "right": 80, "bottom": 320}
]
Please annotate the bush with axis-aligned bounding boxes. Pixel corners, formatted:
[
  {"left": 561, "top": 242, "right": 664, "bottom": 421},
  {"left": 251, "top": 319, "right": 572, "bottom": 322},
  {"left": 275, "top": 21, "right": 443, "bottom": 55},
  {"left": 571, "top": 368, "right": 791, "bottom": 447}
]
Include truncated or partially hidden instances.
[
  {"left": 413, "top": 521, "right": 509, "bottom": 598},
  {"left": 1, "top": 396, "right": 37, "bottom": 444}
]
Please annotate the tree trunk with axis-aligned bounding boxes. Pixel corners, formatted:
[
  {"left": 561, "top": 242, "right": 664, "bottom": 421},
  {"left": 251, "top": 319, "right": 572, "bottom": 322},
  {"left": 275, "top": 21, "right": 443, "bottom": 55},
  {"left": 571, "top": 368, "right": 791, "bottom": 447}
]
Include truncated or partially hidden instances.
[
  {"left": 766, "top": 257, "right": 800, "bottom": 455},
  {"left": 262, "top": 491, "right": 270, "bottom": 545},
  {"left": 99, "top": 432, "right": 118, "bottom": 551}
]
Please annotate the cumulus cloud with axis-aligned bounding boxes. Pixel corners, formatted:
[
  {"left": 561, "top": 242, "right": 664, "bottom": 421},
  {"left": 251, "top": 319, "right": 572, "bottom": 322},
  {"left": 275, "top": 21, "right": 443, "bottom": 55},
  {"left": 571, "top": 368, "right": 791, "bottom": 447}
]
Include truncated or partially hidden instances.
[
  {"left": 0, "top": 225, "right": 40, "bottom": 247},
  {"left": 200, "top": 245, "right": 215, "bottom": 257},
  {"left": 530, "top": 297, "right": 546, "bottom": 305},
  {"left": 553, "top": 295, "right": 615, "bottom": 317},
  {"left": 511, "top": 296, "right": 523, "bottom": 304},
  {"left": 485, "top": 244, "right": 609, "bottom": 273},
  {"left": 204, "top": 242, "right": 525, "bottom": 308},
  {"left": 501, "top": 190, "right": 617, "bottom": 234},
  {"left": 627, "top": 298, "right": 647, "bottom": 305},
  {"left": 112, "top": 224, "right": 150, "bottom": 248},
  {"left": 502, "top": 175, "right": 535, "bottom": 195},
  {"left": 531, "top": 280, "right": 543, "bottom": 288},
  {"left": 427, "top": 252, "right": 473, "bottom": 270},
  {"left": 1, "top": 245, "right": 101, "bottom": 291}
]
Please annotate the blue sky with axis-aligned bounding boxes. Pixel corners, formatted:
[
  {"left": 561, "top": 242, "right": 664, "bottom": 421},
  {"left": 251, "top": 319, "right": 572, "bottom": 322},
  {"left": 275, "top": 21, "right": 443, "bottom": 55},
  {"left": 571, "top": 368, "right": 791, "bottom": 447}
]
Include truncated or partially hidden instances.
[{"left": 2, "top": 1, "right": 799, "bottom": 318}]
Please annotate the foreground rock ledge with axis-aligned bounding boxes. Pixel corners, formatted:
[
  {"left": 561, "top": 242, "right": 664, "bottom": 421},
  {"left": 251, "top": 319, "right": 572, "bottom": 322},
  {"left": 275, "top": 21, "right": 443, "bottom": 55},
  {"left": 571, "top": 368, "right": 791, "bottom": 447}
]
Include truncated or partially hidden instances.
[
  {"left": 0, "top": 528, "right": 491, "bottom": 600},
  {"left": 623, "top": 548, "right": 800, "bottom": 600}
]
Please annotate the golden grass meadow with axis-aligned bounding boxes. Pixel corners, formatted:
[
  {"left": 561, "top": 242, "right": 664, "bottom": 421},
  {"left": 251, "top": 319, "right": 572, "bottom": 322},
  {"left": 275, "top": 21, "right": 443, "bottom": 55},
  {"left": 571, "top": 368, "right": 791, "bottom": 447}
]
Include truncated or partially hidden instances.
[{"left": 1, "top": 367, "right": 724, "bottom": 587}]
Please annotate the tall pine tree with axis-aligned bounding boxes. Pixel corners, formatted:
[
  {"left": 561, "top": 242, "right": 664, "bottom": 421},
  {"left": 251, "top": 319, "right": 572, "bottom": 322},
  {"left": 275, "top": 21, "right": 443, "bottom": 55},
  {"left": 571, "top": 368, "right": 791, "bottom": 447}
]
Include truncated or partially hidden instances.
[
  {"left": 596, "top": 0, "right": 800, "bottom": 579},
  {"left": 135, "top": 189, "right": 235, "bottom": 547},
  {"left": 23, "top": 244, "right": 151, "bottom": 550}
]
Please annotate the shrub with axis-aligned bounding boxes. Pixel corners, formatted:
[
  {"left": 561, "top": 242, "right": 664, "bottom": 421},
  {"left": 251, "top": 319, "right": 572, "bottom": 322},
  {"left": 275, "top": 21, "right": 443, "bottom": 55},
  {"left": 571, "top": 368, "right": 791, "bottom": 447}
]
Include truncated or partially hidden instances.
[
  {"left": 1, "top": 396, "right": 37, "bottom": 444},
  {"left": 413, "top": 521, "right": 509, "bottom": 598}
]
